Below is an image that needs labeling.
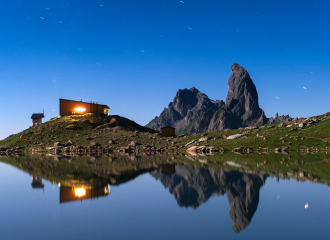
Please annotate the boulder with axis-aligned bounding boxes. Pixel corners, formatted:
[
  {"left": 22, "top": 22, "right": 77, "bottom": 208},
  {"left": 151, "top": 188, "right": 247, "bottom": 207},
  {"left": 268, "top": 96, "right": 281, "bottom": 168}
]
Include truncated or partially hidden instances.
[
  {"left": 0, "top": 146, "right": 11, "bottom": 150},
  {"left": 198, "top": 137, "right": 211, "bottom": 142},
  {"left": 66, "top": 125, "right": 76, "bottom": 130},
  {"left": 129, "top": 141, "right": 140, "bottom": 146},
  {"left": 226, "top": 134, "right": 245, "bottom": 140},
  {"left": 66, "top": 140, "right": 74, "bottom": 146},
  {"left": 187, "top": 146, "right": 198, "bottom": 153},
  {"left": 226, "top": 161, "right": 245, "bottom": 168},
  {"left": 90, "top": 140, "right": 99, "bottom": 146},
  {"left": 213, "top": 135, "right": 226, "bottom": 140},
  {"left": 54, "top": 142, "right": 62, "bottom": 147},
  {"left": 185, "top": 139, "right": 198, "bottom": 147}
]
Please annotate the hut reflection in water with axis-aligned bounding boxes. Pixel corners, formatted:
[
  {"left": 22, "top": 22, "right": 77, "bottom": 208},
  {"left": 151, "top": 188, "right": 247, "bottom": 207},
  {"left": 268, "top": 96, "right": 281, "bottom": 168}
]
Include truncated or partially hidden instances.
[
  {"left": 31, "top": 175, "right": 44, "bottom": 190},
  {"left": 161, "top": 164, "right": 176, "bottom": 175},
  {"left": 60, "top": 184, "right": 110, "bottom": 204}
]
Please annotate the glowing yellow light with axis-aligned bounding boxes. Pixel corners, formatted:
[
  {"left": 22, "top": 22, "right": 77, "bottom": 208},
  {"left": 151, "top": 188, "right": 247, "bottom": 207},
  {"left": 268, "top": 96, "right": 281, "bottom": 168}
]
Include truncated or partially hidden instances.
[
  {"left": 75, "top": 187, "right": 86, "bottom": 197},
  {"left": 104, "top": 184, "right": 111, "bottom": 194},
  {"left": 75, "top": 107, "right": 86, "bottom": 112},
  {"left": 305, "top": 204, "right": 308, "bottom": 209}
]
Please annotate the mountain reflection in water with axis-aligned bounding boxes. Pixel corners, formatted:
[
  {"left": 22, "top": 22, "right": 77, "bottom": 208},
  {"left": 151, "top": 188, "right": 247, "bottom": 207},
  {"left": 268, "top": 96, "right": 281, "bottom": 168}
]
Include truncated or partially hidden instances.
[
  {"left": 154, "top": 164, "right": 266, "bottom": 233},
  {"left": 1, "top": 153, "right": 330, "bottom": 236}
]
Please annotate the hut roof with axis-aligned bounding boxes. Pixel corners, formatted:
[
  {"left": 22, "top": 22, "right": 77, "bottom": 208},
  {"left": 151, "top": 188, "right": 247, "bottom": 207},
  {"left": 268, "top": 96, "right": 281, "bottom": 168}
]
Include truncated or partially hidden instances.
[
  {"left": 161, "top": 126, "right": 175, "bottom": 129},
  {"left": 31, "top": 183, "right": 44, "bottom": 188},
  {"left": 59, "top": 98, "right": 110, "bottom": 109},
  {"left": 31, "top": 113, "right": 44, "bottom": 119}
]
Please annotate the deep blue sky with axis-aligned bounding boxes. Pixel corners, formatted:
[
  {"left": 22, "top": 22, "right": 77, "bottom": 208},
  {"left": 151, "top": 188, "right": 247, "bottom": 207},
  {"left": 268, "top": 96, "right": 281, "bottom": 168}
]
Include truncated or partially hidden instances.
[{"left": 1, "top": 0, "right": 330, "bottom": 139}]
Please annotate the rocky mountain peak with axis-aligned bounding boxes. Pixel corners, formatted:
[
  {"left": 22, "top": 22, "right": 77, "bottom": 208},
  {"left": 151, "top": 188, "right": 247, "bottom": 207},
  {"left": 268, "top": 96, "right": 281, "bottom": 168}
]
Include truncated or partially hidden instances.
[
  {"left": 146, "top": 63, "right": 271, "bottom": 134},
  {"left": 190, "top": 86, "right": 198, "bottom": 92},
  {"left": 225, "top": 63, "right": 266, "bottom": 126}
]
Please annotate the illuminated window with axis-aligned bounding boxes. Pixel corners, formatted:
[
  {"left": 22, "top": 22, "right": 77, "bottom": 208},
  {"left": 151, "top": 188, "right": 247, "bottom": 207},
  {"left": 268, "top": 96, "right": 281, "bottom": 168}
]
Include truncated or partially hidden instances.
[
  {"left": 75, "top": 107, "right": 86, "bottom": 112},
  {"left": 74, "top": 187, "right": 86, "bottom": 197}
]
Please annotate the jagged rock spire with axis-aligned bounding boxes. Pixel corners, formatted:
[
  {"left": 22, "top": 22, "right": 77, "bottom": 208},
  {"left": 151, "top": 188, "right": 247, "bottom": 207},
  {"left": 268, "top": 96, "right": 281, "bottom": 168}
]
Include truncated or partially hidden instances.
[{"left": 225, "top": 63, "right": 266, "bottom": 126}]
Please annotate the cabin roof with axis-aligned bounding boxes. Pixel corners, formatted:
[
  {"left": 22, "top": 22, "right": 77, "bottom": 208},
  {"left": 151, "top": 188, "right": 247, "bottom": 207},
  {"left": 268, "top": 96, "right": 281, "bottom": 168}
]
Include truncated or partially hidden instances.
[
  {"left": 31, "top": 113, "right": 44, "bottom": 119},
  {"left": 31, "top": 183, "right": 44, "bottom": 188},
  {"left": 161, "top": 126, "right": 175, "bottom": 130},
  {"left": 59, "top": 98, "right": 110, "bottom": 109}
]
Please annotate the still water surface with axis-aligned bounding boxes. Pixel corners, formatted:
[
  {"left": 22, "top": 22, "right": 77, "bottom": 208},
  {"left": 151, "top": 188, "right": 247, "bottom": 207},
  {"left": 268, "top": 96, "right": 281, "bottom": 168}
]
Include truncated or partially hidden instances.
[{"left": 0, "top": 156, "right": 330, "bottom": 240}]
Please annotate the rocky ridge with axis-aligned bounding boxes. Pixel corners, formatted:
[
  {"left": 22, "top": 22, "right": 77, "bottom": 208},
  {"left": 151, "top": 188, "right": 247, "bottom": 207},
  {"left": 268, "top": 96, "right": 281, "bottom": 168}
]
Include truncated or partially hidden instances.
[{"left": 147, "top": 63, "right": 290, "bottom": 134}]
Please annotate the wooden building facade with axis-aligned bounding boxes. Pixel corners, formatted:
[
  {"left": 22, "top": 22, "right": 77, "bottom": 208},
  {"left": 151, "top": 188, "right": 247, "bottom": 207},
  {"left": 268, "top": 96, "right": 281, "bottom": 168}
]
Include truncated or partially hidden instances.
[
  {"left": 31, "top": 113, "right": 44, "bottom": 127},
  {"left": 161, "top": 126, "right": 176, "bottom": 137},
  {"left": 59, "top": 99, "right": 110, "bottom": 116}
]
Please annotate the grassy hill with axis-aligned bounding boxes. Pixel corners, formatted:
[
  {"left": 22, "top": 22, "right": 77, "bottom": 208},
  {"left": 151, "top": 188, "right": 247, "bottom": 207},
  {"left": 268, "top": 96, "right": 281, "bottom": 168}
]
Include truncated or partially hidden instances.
[{"left": 1, "top": 112, "right": 330, "bottom": 155}]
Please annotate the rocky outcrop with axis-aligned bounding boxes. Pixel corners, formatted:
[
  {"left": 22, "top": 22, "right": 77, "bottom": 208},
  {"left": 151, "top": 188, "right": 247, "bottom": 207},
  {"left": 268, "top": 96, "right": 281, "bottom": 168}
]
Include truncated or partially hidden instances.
[
  {"left": 151, "top": 165, "right": 267, "bottom": 233},
  {"left": 146, "top": 87, "right": 215, "bottom": 133},
  {"left": 147, "top": 63, "right": 268, "bottom": 134},
  {"left": 223, "top": 63, "right": 267, "bottom": 127},
  {"left": 268, "top": 112, "right": 292, "bottom": 124}
]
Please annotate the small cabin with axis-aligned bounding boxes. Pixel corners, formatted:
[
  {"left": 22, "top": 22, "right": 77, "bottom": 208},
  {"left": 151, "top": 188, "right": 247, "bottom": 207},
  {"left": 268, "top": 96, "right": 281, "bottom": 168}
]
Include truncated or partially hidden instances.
[
  {"left": 31, "top": 113, "right": 44, "bottom": 127},
  {"left": 161, "top": 164, "right": 176, "bottom": 175},
  {"left": 59, "top": 98, "right": 110, "bottom": 116},
  {"left": 31, "top": 176, "right": 44, "bottom": 189},
  {"left": 161, "top": 126, "right": 176, "bottom": 137}
]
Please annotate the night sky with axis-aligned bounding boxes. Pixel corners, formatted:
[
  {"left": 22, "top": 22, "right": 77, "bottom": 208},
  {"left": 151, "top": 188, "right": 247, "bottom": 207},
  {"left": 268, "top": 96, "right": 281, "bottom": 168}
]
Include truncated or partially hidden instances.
[{"left": 1, "top": 0, "right": 330, "bottom": 139}]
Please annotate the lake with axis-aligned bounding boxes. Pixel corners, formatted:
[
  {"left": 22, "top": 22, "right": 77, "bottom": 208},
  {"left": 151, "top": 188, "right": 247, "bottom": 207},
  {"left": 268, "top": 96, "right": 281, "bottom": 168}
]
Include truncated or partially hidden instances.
[{"left": 0, "top": 154, "right": 330, "bottom": 240}]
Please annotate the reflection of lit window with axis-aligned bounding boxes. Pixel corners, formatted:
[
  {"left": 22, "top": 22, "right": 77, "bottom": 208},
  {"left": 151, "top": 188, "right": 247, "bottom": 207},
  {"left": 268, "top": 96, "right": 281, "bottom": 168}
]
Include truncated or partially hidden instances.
[
  {"left": 104, "top": 184, "right": 111, "bottom": 194},
  {"left": 74, "top": 187, "right": 86, "bottom": 197},
  {"left": 75, "top": 107, "right": 86, "bottom": 112}
]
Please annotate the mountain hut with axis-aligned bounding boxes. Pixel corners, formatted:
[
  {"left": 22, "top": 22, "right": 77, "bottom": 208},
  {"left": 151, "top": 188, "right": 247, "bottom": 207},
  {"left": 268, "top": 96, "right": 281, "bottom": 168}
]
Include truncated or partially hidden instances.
[
  {"left": 59, "top": 99, "right": 110, "bottom": 116},
  {"left": 161, "top": 126, "right": 175, "bottom": 137},
  {"left": 31, "top": 113, "right": 44, "bottom": 127}
]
